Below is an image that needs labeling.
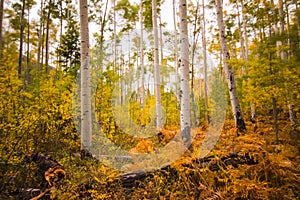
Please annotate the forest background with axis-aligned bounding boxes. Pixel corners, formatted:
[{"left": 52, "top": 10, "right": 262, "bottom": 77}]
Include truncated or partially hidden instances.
[{"left": 0, "top": 0, "right": 299, "bottom": 199}]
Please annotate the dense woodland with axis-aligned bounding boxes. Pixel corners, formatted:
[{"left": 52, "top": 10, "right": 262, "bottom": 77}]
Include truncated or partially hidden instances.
[{"left": 0, "top": 0, "right": 299, "bottom": 199}]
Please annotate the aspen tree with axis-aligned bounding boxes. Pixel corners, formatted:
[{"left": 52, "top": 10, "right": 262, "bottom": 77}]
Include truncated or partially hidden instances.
[
  {"left": 80, "top": 0, "right": 92, "bottom": 151},
  {"left": 179, "top": 0, "right": 191, "bottom": 145},
  {"left": 215, "top": 0, "right": 246, "bottom": 131}
]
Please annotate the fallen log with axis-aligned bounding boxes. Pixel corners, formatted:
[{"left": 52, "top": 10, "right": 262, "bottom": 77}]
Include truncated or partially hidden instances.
[
  {"left": 26, "top": 153, "right": 66, "bottom": 187},
  {"left": 120, "top": 151, "right": 258, "bottom": 187},
  {"left": 25, "top": 153, "right": 66, "bottom": 199}
]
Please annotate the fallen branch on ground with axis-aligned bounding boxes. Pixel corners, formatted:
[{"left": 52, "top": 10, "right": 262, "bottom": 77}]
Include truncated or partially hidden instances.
[{"left": 120, "top": 151, "right": 259, "bottom": 187}]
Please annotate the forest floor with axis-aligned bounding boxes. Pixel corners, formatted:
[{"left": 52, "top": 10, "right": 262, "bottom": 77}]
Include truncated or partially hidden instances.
[{"left": 1, "top": 116, "right": 300, "bottom": 200}]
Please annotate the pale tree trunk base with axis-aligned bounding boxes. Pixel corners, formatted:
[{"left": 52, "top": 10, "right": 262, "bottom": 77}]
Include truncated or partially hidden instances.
[
  {"left": 236, "top": 111, "right": 246, "bottom": 132},
  {"left": 181, "top": 126, "right": 191, "bottom": 147},
  {"left": 288, "top": 104, "right": 298, "bottom": 129}
]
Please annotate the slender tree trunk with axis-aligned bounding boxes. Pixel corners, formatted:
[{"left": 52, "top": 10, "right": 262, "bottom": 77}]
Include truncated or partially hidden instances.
[
  {"left": 277, "top": 0, "right": 286, "bottom": 60},
  {"left": 113, "top": 0, "right": 117, "bottom": 72},
  {"left": 25, "top": 6, "right": 30, "bottom": 88},
  {"left": 215, "top": 0, "right": 246, "bottom": 131},
  {"left": 241, "top": 0, "right": 248, "bottom": 60},
  {"left": 173, "top": 0, "right": 179, "bottom": 105},
  {"left": 45, "top": 0, "right": 52, "bottom": 72},
  {"left": 296, "top": 2, "right": 300, "bottom": 46},
  {"left": 288, "top": 103, "right": 298, "bottom": 129},
  {"left": 80, "top": 0, "right": 92, "bottom": 151},
  {"left": 236, "top": 1, "right": 245, "bottom": 61},
  {"left": 140, "top": 0, "right": 145, "bottom": 110},
  {"left": 98, "top": 0, "right": 109, "bottom": 121},
  {"left": 277, "top": 0, "right": 297, "bottom": 128},
  {"left": 202, "top": 0, "right": 209, "bottom": 123},
  {"left": 241, "top": 0, "right": 254, "bottom": 123},
  {"left": 285, "top": 1, "right": 291, "bottom": 58},
  {"left": 159, "top": 15, "right": 164, "bottom": 92},
  {"left": 159, "top": 15, "right": 164, "bottom": 65},
  {"left": 179, "top": 0, "right": 191, "bottom": 146},
  {"left": 250, "top": 103, "right": 256, "bottom": 123},
  {"left": 219, "top": 47, "right": 223, "bottom": 76},
  {"left": 100, "top": 0, "right": 109, "bottom": 46},
  {"left": 172, "top": 0, "right": 178, "bottom": 66},
  {"left": 191, "top": 1, "right": 200, "bottom": 127},
  {"left": 37, "top": 0, "right": 44, "bottom": 70},
  {"left": 0, "top": 0, "right": 4, "bottom": 58},
  {"left": 58, "top": 0, "right": 63, "bottom": 70},
  {"left": 152, "top": 0, "right": 162, "bottom": 129},
  {"left": 18, "top": 0, "right": 26, "bottom": 79},
  {"left": 272, "top": 97, "right": 279, "bottom": 144}
]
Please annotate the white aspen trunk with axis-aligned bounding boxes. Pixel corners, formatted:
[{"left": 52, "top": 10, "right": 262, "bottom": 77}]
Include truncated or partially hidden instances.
[
  {"left": 140, "top": 0, "right": 145, "bottom": 110},
  {"left": 215, "top": 0, "right": 246, "bottom": 131},
  {"left": 278, "top": 0, "right": 286, "bottom": 60},
  {"left": 159, "top": 16, "right": 164, "bottom": 93},
  {"left": 288, "top": 104, "right": 298, "bottom": 129},
  {"left": 202, "top": 0, "right": 209, "bottom": 123},
  {"left": 236, "top": 1, "right": 245, "bottom": 61},
  {"left": 250, "top": 103, "right": 256, "bottom": 123},
  {"left": 277, "top": 0, "right": 297, "bottom": 128},
  {"left": 152, "top": 0, "right": 162, "bottom": 129},
  {"left": 191, "top": 1, "right": 200, "bottom": 127},
  {"left": 159, "top": 16, "right": 164, "bottom": 66},
  {"left": 241, "top": 0, "right": 248, "bottom": 60},
  {"left": 113, "top": 0, "right": 117, "bottom": 71},
  {"left": 179, "top": 0, "right": 191, "bottom": 146},
  {"left": 80, "top": 0, "right": 92, "bottom": 151},
  {"left": 173, "top": 0, "right": 179, "bottom": 102}
]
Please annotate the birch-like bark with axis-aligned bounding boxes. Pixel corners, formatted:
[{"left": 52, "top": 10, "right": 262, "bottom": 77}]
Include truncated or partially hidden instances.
[
  {"left": 236, "top": 1, "right": 245, "bottom": 61},
  {"left": 179, "top": 0, "right": 191, "bottom": 146},
  {"left": 173, "top": 0, "right": 179, "bottom": 104},
  {"left": 173, "top": 0, "right": 178, "bottom": 69},
  {"left": 215, "top": 0, "right": 246, "bottom": 131},
  {"left": 202, "top": 0, "right": 209, "bottom": 123},
  {"left": 288, "top": 104, "right": 298, "bottom": 129},
  {"left": 152, "top": 0, "right": 162, "bottom": 129},
  {"left": 113, "top": 0, "right": 117, "bottom": 71},
  {"left": 80, "top": 0, "right": 92, "bottom": 151},
  {"left": 241, "top": 0, "right": 248, "bottom": 60},
  {"left": 277, "top": 0, "right": 286, "bottom": 60},
  {"left": 140, "top": 0, "right": 145, "bottom": 110},
  {"left": 159, "top": 15, "right": 164, "bottom": 66},
  {"left": 191, "top": 1, "right": 200, "bottom": 126}
]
